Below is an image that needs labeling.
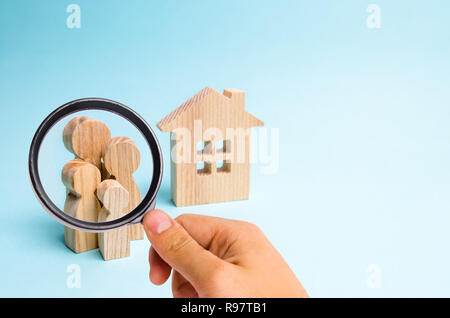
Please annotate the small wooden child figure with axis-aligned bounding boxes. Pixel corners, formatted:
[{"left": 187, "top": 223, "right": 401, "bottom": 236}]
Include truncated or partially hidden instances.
[
  {"left": 103, "top": 136, "right": 144, "bottom": 240},
  {"left": 97, "top": 180, "right": 130, "bottom": 260},
  {"left": 62, "top": 159, "right": 101, "bottom": 253}
]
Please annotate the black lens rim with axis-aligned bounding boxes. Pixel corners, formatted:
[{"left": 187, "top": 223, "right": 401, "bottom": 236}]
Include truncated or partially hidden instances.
[{"left": 28, "top": 98, "right": 163, "bottom": 232}]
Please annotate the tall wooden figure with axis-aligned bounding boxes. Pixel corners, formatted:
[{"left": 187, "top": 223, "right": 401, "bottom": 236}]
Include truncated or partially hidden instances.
[
  {"left": 62, "top": 159, "right": 101, "bottom": 253},
  {"left": 97, "top": 180, "right": 130, "bottom": 260},
  {"left": 103, "top": 137, "right": 143, "bottom": 240},
  {"left": 62, "top": 116, "right": 111, "bottom": 252},
  {"left": 63, "top": 116, "right": 111, "bottom": 177}
]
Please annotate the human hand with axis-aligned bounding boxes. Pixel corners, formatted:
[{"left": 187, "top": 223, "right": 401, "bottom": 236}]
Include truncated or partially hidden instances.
[{"left": 142, "top": 209, "right": 308, "bottom": 298}]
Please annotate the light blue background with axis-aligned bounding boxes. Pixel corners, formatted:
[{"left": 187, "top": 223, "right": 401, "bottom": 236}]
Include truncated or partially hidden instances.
[{"left": 1, "top": 0, "right": 450, "bottom": 297}]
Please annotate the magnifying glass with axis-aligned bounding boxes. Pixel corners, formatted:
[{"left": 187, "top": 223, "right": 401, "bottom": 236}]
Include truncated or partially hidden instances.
[{"left": 28, "top": 98, "right": 163, "bottom": 233}]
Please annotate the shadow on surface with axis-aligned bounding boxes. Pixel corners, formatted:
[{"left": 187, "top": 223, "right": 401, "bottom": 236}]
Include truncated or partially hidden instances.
[{"left": 13, "top": 211, "right": 108, "bottom": 261}]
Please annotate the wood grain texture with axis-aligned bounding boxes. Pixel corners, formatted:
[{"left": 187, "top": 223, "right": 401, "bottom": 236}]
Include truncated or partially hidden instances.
[
  {"left": 62, "top": 159, "right": 101, "bottom": 253},
  {"left": 97, "top": 180, "right": 130, "bottom": 261},
  {"left": 103, "top": 136, "right": 143, "bottom": 240},
  {"left": 63, "top": 116, "right": 111, "bottom": 170},
  {"left": 158, "top": 87, "right": 264, "bottom": 207}
]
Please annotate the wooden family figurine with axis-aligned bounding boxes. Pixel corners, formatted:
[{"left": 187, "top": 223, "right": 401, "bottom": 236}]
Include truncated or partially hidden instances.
[
  {"left": 61, "top": 116, "right": 143, "bottom": 260},
  {"left": 103, "top": 136, "right": 143, "bottom": 240},
  {"left": 97, "top": 180, "right": 130, "bottom": 260}
]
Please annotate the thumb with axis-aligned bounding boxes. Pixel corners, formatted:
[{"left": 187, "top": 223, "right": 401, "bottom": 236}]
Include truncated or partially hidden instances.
[{"left": 142, "top": 209, "right": 222, "bottom": 287}]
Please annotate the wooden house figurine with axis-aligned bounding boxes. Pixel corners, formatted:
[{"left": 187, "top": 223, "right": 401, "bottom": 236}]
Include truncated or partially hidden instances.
[{"left": 157, "top": 87, "right": 263, "bottom": 207}]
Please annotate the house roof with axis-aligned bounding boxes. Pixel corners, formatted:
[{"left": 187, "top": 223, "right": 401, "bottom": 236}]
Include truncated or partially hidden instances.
[{"left": 157, "top": 87, "right": 263, "bottom": 132}]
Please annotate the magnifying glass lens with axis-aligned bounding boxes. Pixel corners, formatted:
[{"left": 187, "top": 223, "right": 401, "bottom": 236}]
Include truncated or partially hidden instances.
[
  {"left": 29, "top": 99, "right": 162, "bottom": 234},
  {"left": 40, "top": 110, "right": 152, "bottom": 225}
]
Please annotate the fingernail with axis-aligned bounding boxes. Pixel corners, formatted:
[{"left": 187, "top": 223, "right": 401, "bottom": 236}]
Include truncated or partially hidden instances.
[{"left": 145, "top": 210, "right": 173, "bottom": 235}]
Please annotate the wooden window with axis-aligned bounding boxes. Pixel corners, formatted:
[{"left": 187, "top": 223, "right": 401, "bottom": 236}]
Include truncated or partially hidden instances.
[
  {"left": 197, "top": 140, "right": 212, "bottom": 155},
  {"left": 216, "top": 160, "right": 231, "bottom": 173},
  {"left": 197, "top": 139, "right": 231, "bottom": 175},
  {"left": 197, "top": 161, "right": 212, "bottom": 175},
  {"left": 216, "top": 139, "right": 231, "bottom": 153}
]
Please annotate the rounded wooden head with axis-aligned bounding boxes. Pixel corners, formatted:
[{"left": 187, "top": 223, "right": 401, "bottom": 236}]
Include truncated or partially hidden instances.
[
  {"left": 62, "top": 159, "right": 101, "bottom": 195},
  {"left": 63, "top": 116, "right": 111, "bottom": 168},
  {"left": 96, "top": 179, "right": 129, "bottom": 215},
  {"left": 103, "top": 136, "right": 141, "bottom": 176}
]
